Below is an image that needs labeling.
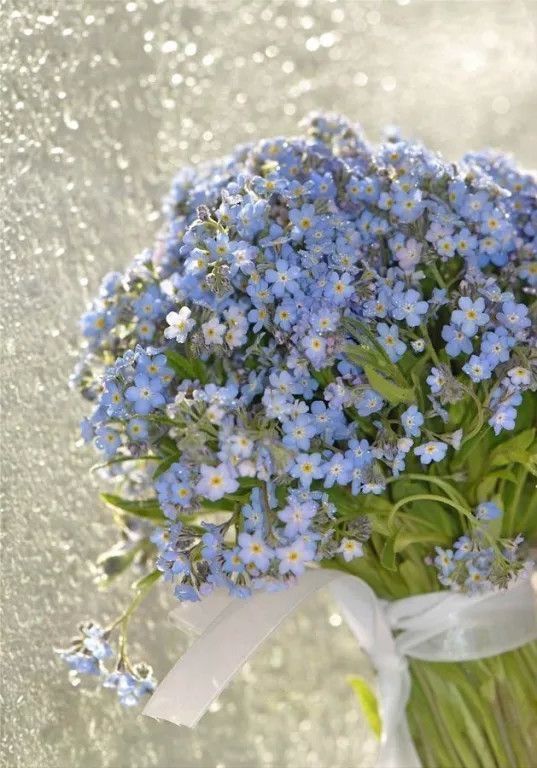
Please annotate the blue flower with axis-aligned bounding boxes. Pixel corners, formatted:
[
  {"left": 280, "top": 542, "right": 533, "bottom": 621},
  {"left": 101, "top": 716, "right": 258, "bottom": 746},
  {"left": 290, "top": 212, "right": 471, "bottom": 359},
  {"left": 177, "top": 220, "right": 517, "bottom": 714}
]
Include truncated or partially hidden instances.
[
  {"left": 95, "top": 426, "right": 121, "bottom": 456},
  {"left": 391, "top": 188, "right": 425, "bottom": 222},
  {"left": 289, "top": 203, "right": 317, "bottom": 235},
  {"left": 377, "top": 323, "right": 407, "bottom": 362},
  {"left": 401, "top": 405, "right": 424, "bottom": 438},
  {"left": 475, "top": 502, "right": 502, "bottom": 521},
  {"left": 174, "top": 583, "right": 200, "bottom": 602},
  {"left": 453, "top": 535, "right": 474, "bottom": 560},
  {"left": 391, "top": 289, "right": 428, "bottom": 327},
  {"left": 242, "top": 489, "right": 266, "bottom": 533},
  {"left": 137, "top": 353, "right": 174, "bottom": 385},
  {"left": 238, "top": 532, "right": 273, "bottom": 571},
  {"left": 441, "top": 324, "right": 473, "bottom": 357},
  {"left": 125, "top": 374, "right": 165, "bottom": 415},
  {"left": 488, "top": 405, "right": 517, "bottom": 435},
  {"left": 434, "top": 547, "right": 455, "bottom": 577},
  {"left": 480, "top": 329, "right": 514, "bottom": 366},
  {"left": 276, "top": 538, "right": 314, "bottom": 575},
  {"left": 357, "top": 389, "right": 384, "bottom": 417},
  {"left": 462, "top": 355, "right": 492, "bottom": 383},
  {"left": 278, "top": 495, "right": 317, "bottom": 538},
  {"left": 134, "top": 287, "right": 164, "bottom": 319},
  {"left": 451, "top": 297, "right": 489, "bottom": 336},
  {"left": 105, "top": 664, "right": 157, "bottom": 707},
  {"left": 101, "top": 381, "right": 125, "bottom": 416},
  {"left": 282, "top": 414, "right": 316, "bottom": 451},
  {"left": 346, "top": 438, "right": 373, "bottom": 468},
  {"left": 57, "top": 622, "right": 112, "bottom": 678},
  {"left": 290, "top": 453, "right": 325, "bottom": 488},
  {"left": 265, "top": 259, "right": 301, "bottom": 297},
  {"left": 497, "top": 300, "right": 531, "bottom": 333},
  {"left": 302, "top": 333, "right": 327, "bottom": 366},
  {"left": 323, "top": 453, "right": 353, "bottom": 488},
  {"left": 222, "top": 547, "right": 245, "bottom": 574},
  {"left": 426, "top": 366, "right": 446, "bottom": 394},
  {"left": 325, "top": 271, "right": 354, "bottom": 304}
]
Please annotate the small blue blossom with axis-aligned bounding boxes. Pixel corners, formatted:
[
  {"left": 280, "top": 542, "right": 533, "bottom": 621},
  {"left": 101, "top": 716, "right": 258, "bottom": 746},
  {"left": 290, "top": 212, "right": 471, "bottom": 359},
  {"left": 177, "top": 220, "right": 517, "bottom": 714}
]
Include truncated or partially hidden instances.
[
  {"left": 125, "top": 374, "right": 166, "bottom": 415},
  {"left": 238, "top": 532, "right": 273, "bottom": 571},
  {"left": 377, "top": 323, "right": 407, "bottom": 362},
  {"left": 451, "top": 297, "right": 489, "bottom": 337},
  {"left": 497, "top": 300, "right": 531, "bottom": 333},
  {"left": 391, "top": 289, "right": 428, "bottom": 327},
  {"left": 462, "top": 355, "right": 492, "bottom": 383},
  {"left": 95, "top": 426, "right": 121, "bottom": 456},
  {"left": 290, "top": 453, "right": 325, "bottom": 488},
  {"left": 441, "top": 324, "right": 473, "bottom": 357},
  {"left": 357, "top": 389, "right": 384, "bottom": 417},
  {"left": 401, "top": 405, "right": 424, "bottom": 438},
  {"left": 475, "top": 502, "right": 502, "bottom": 521}
]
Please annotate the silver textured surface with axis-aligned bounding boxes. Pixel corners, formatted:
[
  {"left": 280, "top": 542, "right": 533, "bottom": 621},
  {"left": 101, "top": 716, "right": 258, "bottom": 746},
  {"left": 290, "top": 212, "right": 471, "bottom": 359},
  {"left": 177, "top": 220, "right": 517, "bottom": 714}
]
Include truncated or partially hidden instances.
[{"left": 1, "top": 1, "right": 536, "bottom": 766}]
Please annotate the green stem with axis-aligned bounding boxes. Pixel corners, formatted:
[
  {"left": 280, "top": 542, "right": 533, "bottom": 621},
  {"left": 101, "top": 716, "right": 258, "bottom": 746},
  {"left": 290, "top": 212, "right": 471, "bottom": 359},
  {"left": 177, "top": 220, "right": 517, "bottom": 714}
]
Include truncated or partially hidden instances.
[
  {"left": 505, "top": 467, "right": 527, "bottom": 536},
  {"left": 406, "top": 645, "right": 537, "bottom": 768},
  {"left": 461, "top": 386, "right": 486, "bottom": 445},
  {"left": 108, "top": 570, "right": 162, "bottom": 658},
  {"left": 420, "top": 324, "right": 442, "bottom": 367},
  {"left": 388, "top": 492, "right": 471, "bottom": 528},
  {"left": 386, "top": 473, "right": 469, "bottom": 508}
]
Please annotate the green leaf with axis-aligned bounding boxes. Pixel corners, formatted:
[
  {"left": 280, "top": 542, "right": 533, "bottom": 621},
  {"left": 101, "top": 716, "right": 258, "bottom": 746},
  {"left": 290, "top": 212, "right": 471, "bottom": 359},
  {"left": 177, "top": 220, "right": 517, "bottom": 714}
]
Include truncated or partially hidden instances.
[
  {"left": 100, "top": 493, "right": 167, "bottom": 524},
  {"left": 157, "top": 435, "right": 180, "bottom": 456},
  {"left": 370, "top": 516, "right": 391, "bottom": 536},
  {"left": 400, "top": 558, "right": 435, "bottom": 593},
  {"left": 312, "top": 367, "right": 335, "bottom": 387},
  {"left": 132, "top": 569, "right": 162, "bottom": 592},
  {"left": 166, "top": 349, "right": 208, "bottom": 384},
  {"left": 345, "top": 343, "right": 382, "bottom": 370},
  {"left": 490, "top": 428, "right": 535, "bottom": 467},
  {"left": 363, "top": 365, "right": 414, "bottom": 405},
  {"left": 381, "top": 536, "right": 397, "bottom": 571},
  {"left": 394, "top": 529, "right": 451, "bottom": 552},
  {"left": 199, "top": 498, "right": 238, "bottom": 513},
  {"left": 153, "top": 454, "right": 179, "bottom": 480},
  {"left": 348, "top": 677, "right": 381, "bottom": 739},
  {"left": 96, "top": 543, "right": 139, "bottom": 584}
]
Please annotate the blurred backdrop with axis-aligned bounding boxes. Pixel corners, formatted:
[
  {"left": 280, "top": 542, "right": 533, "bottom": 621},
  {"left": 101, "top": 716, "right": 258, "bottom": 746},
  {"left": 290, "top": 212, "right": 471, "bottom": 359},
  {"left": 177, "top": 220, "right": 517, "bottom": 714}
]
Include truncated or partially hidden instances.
[{"left": 1, "top": 1, "right": 536, "bottom": 766}]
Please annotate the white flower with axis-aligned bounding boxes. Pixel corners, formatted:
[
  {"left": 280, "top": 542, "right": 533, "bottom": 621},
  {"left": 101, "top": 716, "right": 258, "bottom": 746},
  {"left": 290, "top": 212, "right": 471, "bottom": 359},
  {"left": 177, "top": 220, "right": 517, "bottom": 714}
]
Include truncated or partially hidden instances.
[
  {"left": 164, "top": 307, "right": 194, "bottom": 342},
  {"left": 224, "top": 324, "right": 247, "bottom": 349},
  {"left": 202, "top": 316, "right": 226, "bottom": 345},
  {"left": 397, "top": 437, "right": 413, "bottom": 454},
  {"left": 507, "top": 366, "right": 531, "bottom": 386},
  {"left": 338, "top": 538, "right": 364, "bottom": 562}
]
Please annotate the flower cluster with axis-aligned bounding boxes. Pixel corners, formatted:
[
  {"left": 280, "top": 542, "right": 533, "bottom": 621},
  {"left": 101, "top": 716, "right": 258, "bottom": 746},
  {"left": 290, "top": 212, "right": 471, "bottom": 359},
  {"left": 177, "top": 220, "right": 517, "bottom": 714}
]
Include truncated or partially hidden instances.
[
  {"left": 56, "top": 620, "right": 156, "bottom": 706},
  {"left": 62, "top": 113, "right": 536, "bottom": 702},
  {"left": 433, "top": 501, "right": 526, "bottom": 593}
]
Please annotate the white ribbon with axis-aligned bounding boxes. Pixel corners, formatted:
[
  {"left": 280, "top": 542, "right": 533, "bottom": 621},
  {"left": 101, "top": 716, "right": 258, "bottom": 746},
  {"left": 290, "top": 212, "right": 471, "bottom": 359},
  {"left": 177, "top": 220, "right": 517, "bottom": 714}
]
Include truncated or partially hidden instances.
[{"left": 143, "top": 570, "right": 537, "bottom": 768}]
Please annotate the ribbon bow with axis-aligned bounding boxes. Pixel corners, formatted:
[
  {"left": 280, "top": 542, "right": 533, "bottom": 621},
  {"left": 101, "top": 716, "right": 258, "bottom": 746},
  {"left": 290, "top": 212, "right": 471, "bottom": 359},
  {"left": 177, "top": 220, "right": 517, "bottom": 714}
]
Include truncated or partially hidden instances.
[{"left": 144, "top": 570, "right": 537, "bottom": 768}]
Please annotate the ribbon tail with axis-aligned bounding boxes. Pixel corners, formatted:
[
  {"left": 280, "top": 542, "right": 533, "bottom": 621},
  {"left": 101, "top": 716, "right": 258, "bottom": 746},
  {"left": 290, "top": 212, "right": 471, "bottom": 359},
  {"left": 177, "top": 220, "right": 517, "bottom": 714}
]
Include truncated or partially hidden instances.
[{"left": 143, "top": 569, "right": 336, "bottom": 726}]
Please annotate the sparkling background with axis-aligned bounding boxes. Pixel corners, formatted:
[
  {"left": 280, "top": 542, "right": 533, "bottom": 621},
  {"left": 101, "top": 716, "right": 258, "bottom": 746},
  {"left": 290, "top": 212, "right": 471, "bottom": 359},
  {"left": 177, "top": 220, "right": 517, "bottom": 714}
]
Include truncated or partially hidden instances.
[{"left": 1, "top": 1, "right": 536, "bottom": 766}]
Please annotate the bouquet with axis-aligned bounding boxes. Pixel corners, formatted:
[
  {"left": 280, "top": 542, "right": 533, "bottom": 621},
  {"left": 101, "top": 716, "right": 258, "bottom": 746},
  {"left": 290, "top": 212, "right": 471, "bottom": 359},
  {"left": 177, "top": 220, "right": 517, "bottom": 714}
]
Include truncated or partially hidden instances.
[{"left": 59, "top": 113, "right": 537, "bottom": 766}]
